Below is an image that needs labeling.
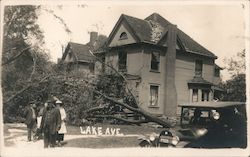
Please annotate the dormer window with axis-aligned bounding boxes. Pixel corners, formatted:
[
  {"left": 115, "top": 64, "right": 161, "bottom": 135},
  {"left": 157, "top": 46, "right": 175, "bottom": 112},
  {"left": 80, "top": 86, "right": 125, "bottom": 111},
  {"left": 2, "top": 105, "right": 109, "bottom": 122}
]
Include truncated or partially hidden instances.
[{"left": 119, "top": 32, "right": 128, "bottom": 40}]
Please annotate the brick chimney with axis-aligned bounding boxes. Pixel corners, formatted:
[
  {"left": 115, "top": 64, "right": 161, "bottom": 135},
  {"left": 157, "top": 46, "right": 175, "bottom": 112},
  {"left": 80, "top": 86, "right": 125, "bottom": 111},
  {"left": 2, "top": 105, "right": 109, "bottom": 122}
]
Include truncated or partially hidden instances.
[
  {"left": 164, "top": 24, "right": 177, "bottom": 118},
  {"left": 89, "top": 31, "right": 98, "bottom": 46}
]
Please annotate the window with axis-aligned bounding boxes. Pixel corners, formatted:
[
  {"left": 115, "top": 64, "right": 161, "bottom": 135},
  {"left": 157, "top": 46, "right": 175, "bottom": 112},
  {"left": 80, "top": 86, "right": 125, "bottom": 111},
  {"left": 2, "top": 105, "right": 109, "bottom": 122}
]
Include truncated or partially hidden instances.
[
  {"left": 149, "top": 85, "right": 159, "bottom": 106},
  {"left": 151, "top": 52, "right": 160, "bottom": 71},
  {"left": 118, "top": 51, "right": 127, "bottom": 71},
  {"left": 192, "top": 89, "right": 198, "bottom": 102},
  {"left": 202, "top": 90, "right": 209, "bottom": 101},
  {"left": 89, "top": 63, "right": 95, "bottom": 74},
  {"left": 119, "top": 32, "right": 128, "bottom": 40},
  {"left": 66, "top": 62, "right": 74, "bottom": 72},
  {"left": 195, "top": 60, "right": 203, "bottom": 77},
  {"left": 214, "top": 68, "right": 220, "bottom": 77}
]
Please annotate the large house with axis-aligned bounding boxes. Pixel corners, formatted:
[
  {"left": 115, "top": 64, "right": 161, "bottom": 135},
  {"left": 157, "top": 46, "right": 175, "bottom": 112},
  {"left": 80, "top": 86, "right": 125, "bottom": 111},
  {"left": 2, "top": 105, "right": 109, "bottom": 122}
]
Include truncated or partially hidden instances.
[
  {"left": 101, "top": 13, "right": 223, "bottom": 118},
  {"left": 61, "top": 32, "right": 107, "bottom": 75}
]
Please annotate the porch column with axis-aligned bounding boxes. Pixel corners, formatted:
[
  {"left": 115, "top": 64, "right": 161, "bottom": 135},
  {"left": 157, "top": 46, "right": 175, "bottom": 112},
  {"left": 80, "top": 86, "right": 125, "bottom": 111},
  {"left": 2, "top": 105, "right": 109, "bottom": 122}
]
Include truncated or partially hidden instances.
[
  {"left": 189, "top": 88, "right": 193, "bottom": 102},
  {"left": 198, "top": 89, "right": 202, "bottom": 102},
  {"left": 209, "top": 90, "right": 213, "bottom": 101}
]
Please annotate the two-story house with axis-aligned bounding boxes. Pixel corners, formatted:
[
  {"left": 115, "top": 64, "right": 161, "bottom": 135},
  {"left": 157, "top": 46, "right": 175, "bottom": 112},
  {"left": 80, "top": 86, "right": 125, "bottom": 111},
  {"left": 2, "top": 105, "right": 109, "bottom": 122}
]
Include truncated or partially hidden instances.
[
  {"left": 61, "top": 32, "right": 107, "bottom": 75},
  {"left": 102, "top": 13, "right": 223, "bottom": 118}
]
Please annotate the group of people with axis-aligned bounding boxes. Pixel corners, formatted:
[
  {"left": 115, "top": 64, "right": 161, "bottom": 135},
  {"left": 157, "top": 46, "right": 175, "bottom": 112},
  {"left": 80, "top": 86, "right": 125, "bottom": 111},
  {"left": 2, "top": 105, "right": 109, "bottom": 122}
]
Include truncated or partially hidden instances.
[{"left": 24, "top": 99, "right": 67, "bottom": 148}]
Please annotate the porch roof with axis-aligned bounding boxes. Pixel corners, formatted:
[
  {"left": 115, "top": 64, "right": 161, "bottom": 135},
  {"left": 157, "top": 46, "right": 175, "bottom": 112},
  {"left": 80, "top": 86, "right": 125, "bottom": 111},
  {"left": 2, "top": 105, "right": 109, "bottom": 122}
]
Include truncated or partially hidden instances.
[{"left": 178, "top": 101, "right": 245, "bottom": 108}]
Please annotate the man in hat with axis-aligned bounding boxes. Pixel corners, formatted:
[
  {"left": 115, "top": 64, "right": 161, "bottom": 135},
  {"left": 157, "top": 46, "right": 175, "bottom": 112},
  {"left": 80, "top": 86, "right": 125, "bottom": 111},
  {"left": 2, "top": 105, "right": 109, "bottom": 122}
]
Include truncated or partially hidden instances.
[
  {"left": 24, "top": 102, "right": 37, "bottom": 142},
  {"left": 40, "top": 101, "right": 61, "bottom": 148}
]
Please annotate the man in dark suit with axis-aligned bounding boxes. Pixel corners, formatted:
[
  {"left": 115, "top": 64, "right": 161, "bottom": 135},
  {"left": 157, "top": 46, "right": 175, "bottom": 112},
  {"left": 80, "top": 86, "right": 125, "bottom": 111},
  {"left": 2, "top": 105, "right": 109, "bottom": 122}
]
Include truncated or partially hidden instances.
[
  {"left": 40, "top": 101, "right": 61, "bottom": 148},
  {"left": 24, "top": 102, "right": 37, "bottom": 142}
]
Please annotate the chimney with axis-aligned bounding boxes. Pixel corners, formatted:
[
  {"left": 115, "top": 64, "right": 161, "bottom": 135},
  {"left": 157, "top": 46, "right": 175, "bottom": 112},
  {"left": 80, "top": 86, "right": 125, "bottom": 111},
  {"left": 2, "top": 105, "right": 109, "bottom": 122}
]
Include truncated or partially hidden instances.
[
  {"left": 164, "top": 24, "right": 177, "bottom": 118},
  {"left": 89, "top": 31, "right": 98, "bottom": 46}
]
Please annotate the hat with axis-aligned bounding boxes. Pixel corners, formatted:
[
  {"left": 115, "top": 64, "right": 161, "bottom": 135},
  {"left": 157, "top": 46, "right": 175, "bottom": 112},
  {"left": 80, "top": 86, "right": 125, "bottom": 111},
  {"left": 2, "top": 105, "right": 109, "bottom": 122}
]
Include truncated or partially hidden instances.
[{"left": 55, "top": 100, "right": 62, "bottom": 104}]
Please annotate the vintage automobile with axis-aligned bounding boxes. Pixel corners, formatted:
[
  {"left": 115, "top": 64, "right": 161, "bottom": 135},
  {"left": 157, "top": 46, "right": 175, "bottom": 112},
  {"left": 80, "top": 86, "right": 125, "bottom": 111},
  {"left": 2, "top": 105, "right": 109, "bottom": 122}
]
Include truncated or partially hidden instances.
[
  {"left": 138, "top": 101, "right": 247, "bottom": 148},
  {"left": 176, "top": 101, "right": 247, "bottom": 148}
]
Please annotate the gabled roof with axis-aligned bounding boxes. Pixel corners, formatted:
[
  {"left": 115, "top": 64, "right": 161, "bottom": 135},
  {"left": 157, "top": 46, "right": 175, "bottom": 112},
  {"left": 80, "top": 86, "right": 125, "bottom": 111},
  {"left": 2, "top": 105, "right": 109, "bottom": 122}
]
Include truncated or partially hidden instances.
[
  {"left": 109, "top": 13, "right": 217, "bottom": 59},
  {"left": 62, "top": 42, "right": 95, "bottom": 62},
  {"left": 122, "top": 14, "right": 152, "bottom": 42},
  {"left": 215, "top": 64, "right": 223, "bottom": 70}
]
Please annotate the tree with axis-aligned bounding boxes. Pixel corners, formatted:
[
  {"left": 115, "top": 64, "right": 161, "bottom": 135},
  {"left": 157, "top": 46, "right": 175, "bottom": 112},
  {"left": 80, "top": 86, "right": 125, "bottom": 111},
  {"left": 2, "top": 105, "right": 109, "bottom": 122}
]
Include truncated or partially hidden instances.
[
  {"left": 221, "top": 49, "right": 246, "bottom": 102},
  {"left": 223, "top": 49, "right": 246, "bottom": 77},
  {"left": 2, "top": 5, "right": 49, "bottom": 122},
  {"left": 2, "top": 5, "right": 71, "bottom": 122},
  {"left": 221, "top": 74, "right": 246, "bottom": 102}
]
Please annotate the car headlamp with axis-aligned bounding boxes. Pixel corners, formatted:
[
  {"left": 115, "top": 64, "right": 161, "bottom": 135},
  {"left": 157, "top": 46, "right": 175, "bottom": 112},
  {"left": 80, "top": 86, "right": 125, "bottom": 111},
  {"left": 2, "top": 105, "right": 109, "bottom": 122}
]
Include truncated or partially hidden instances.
[
  {"left": 212, "top": 111, "right": 220, "bottom": 120},
  {"left": 149, "top": 133, "right": 157, "bottom": 141},
  {"left": 196, "top": 128, "right": 208, "bottom": 136},
  {"left": 171, "top": 136, "right": 179, "bottom": 146}
]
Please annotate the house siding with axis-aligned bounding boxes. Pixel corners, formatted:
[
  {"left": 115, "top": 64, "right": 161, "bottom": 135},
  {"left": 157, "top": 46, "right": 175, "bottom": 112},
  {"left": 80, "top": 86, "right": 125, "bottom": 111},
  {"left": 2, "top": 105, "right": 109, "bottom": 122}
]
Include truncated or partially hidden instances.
[
  {"left": 213, "top": 76, "right": 221, "bottom": 85},
  {"left": 175, "top": 52, "right": 215, "bottom": 103},
  {"left": 105, "top": 47, "right": 218, "bottom": 116},
  {"left": 138, "top": 47, "right": 166, "bottom": 115},
  {"left": 105, "top": 51, "right": 119, "bottom": 70},
  {"left": 174, "top": 52, "right": 216, "bottom": 114}
]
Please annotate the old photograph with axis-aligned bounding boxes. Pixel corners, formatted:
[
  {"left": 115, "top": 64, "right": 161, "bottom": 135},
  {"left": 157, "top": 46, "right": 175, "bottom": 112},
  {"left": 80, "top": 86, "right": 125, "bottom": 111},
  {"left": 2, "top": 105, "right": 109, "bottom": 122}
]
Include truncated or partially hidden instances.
[{"left": 0, "top": 0, "right": 249, "bottom": 156}]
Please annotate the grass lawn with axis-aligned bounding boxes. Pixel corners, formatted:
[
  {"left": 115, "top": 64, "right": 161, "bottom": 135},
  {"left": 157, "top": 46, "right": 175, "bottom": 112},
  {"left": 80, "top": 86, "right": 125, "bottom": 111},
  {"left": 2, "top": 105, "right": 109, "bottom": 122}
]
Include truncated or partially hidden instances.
[{"left": 65, "top": 137, "right": 139, "bottom": 148}]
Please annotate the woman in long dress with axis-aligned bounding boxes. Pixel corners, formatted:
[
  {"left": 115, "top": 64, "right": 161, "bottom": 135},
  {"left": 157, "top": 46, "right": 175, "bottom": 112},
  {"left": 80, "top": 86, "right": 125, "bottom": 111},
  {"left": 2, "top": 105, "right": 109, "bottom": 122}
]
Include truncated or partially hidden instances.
[{"left": 55, "top": 100, "right": 67, "bottom": 146}]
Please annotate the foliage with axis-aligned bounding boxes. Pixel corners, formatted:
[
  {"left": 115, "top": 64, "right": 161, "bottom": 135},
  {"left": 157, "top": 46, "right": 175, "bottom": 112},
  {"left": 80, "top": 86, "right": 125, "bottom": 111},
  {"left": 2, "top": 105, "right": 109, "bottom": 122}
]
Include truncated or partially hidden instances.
[
  {"left": 223, "top": 49, "right": 245, "bottom": 77},
  {"left": 221, "top": 74, "right": 246, "bottom": 102},
  {"left": 3, "top": 67, "right": 96, "bottom": 125},
  {"left": 2, "top": 5, "right": 74, "bottom": 124},
  {"left": 2, "top": 5, "right": 47, "bottom": 90},
  {"left": 221, "top": 50, "right": 246, "bottom": 102}
]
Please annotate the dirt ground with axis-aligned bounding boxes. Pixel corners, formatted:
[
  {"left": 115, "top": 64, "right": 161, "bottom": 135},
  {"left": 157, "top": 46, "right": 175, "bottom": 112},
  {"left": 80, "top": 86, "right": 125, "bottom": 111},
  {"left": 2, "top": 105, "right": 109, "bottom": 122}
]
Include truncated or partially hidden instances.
[{"left": 3, "top": 123, "right": 164, "bottom": 149}]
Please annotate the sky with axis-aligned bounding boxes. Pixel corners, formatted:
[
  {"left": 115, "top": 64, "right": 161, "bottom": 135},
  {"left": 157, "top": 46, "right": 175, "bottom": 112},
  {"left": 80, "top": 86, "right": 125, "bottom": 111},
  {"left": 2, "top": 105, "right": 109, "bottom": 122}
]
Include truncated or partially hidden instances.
[{"left": 35, "top": 1, "right": 248, "bottom": 80}]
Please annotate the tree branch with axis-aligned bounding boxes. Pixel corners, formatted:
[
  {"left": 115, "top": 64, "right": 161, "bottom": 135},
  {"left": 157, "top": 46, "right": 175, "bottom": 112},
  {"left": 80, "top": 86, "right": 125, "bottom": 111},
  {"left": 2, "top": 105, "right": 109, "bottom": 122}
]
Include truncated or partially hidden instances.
[
  {"left": 2, "top": 46, "right": 30, "bottom": 66},
  {"left": 90, "top": 115, "right": 148, "bottom": 125},
  {"left": 4, "top": 75, "right": 50, "bottom": 104},
  {"left": 84, "top": 104, "right": 109, "bottom": 113},
  {"left": 29, "top": 52, "right": 37, "bottom": 81}
]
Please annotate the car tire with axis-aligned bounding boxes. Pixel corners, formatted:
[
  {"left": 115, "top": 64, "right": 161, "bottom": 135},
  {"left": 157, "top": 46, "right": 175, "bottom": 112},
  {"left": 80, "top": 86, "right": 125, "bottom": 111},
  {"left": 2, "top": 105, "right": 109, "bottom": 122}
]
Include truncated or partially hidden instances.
[{"left": 139, "top": 140, "right": 151, "bottom": 147}]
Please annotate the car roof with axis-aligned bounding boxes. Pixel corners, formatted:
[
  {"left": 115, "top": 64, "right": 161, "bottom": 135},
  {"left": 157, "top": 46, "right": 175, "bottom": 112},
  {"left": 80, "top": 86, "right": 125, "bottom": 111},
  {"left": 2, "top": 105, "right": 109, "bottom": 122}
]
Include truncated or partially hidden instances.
[{"left": 178, "top": 101, "right": 245, "bottom": 109}]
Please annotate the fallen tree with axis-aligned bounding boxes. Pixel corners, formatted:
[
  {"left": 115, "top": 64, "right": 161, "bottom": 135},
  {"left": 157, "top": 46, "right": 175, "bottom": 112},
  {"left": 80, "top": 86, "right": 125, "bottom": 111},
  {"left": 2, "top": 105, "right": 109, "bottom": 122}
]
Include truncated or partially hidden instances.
[{"left": 87, "top": 89, "right": 174, "bottom": 128}]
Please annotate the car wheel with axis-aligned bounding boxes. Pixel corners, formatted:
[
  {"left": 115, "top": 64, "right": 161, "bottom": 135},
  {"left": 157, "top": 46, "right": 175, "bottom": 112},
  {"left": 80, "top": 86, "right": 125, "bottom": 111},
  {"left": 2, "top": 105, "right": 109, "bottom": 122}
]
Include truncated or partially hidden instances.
[{"left": 139, "top": 141, "right": 152, "bottom": 147}]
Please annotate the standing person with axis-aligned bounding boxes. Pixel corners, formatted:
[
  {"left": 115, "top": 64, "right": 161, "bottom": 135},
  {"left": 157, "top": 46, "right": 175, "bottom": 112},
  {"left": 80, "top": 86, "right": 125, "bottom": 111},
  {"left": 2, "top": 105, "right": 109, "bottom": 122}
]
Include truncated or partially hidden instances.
[
  {"left": 40, "top": 101, "right": 61, "bottom": 148},
  {"left": 24, "top": 102, "right": 37, "bottom": 142},
  {"left": 36, "top": 102, "right": 48, "bottom": 140},
  {"left": 55, "top": 100, "right": 67, "bottom": 146}
]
